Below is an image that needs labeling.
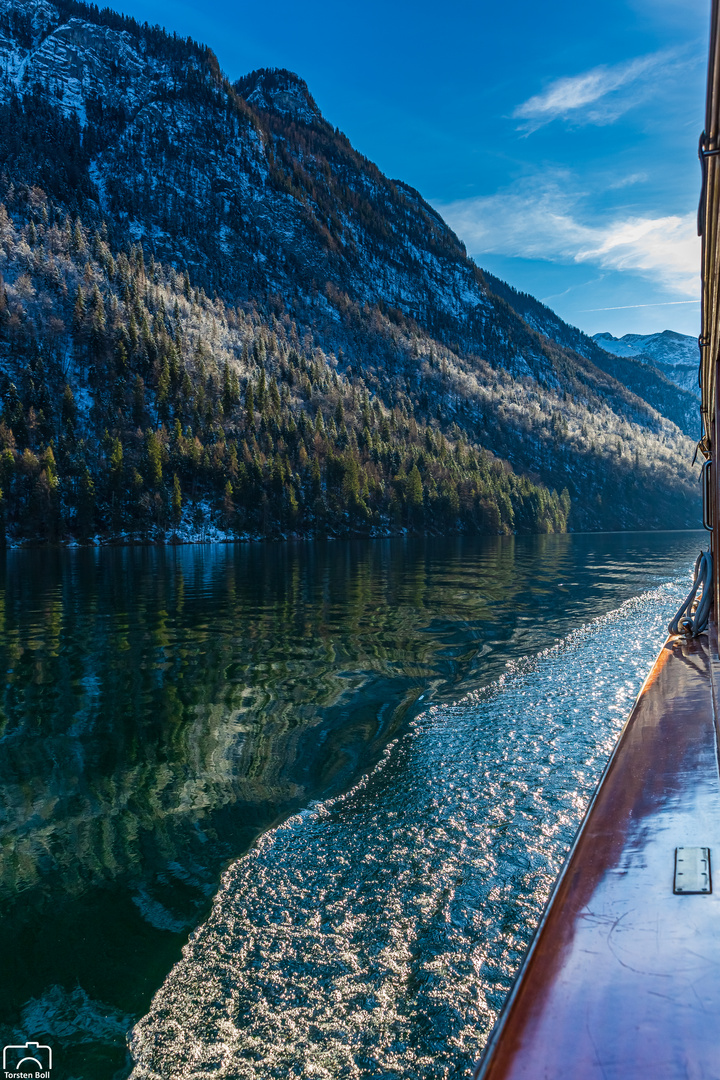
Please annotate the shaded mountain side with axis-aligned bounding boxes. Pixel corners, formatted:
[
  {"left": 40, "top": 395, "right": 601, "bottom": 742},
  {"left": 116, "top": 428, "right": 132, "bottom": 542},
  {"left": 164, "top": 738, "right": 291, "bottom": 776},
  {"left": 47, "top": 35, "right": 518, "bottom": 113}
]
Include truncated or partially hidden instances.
[{"left": 0, "top": 0, "right": 700, "bottom": 539}]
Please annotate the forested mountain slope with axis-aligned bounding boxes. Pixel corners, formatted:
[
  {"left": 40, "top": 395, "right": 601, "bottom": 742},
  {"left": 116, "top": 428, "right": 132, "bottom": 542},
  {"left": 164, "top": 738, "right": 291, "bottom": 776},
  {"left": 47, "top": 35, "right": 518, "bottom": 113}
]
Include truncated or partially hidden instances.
[
  {"left": 0, "top": 0, "right": 700, "bottom": 542},
  {"left": 485, "top": 274, "right": 700, "bottom": 438}
]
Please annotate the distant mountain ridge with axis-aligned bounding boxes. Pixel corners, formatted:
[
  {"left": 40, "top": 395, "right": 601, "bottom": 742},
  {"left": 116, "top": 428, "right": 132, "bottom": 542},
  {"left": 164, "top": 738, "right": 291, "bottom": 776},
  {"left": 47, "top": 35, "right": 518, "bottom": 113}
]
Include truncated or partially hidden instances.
[
  {"left": 0, "top": 0, "right": 700, "bottom": 540},
  {"left": 593, "top": 330, "right": 700, "bottom": 399}
]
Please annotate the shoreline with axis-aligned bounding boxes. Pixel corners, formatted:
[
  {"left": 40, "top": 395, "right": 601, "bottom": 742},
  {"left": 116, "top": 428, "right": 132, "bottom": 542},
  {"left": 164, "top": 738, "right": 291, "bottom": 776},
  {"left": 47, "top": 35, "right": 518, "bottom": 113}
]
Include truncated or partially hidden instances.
[{"left": 0, "top": 523, "right": 705, "bottom": 549}]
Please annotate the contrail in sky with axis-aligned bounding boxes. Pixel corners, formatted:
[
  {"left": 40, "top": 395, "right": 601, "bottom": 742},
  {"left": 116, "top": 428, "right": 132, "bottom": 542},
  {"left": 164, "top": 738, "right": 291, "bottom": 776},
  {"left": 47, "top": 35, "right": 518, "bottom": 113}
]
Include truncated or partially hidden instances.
[{"left": 580, "top": 300, "right": 700, "bottom": 312}]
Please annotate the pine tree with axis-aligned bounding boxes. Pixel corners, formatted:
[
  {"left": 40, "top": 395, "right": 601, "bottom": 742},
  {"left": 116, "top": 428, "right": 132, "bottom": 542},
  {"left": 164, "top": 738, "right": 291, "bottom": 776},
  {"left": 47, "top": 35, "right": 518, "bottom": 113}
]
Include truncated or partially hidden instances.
[
  {"left": 257, "top": 369, "right": 267, "bottom": 413},
  {"left": 245, "top": 382, "right": 254, "bottom": 428},
  {"left": 77, "top": 467, "right": 95, "bottom": 538},
  {"left": 133, "top": 375, "right": 146, "bottom": 427},
  {"left": 172, "top": 473, "right": 182, "bottom": 524},
  {"left": 157, "top": 359, "right": 170, "bottom": 423},
  {"left": 222, "top": 361, "right": 237, "bottom": 415},
  {"left": 146, "top": 430, "right": 163, "bottom": 487},
  {"left": 71, "top": 219, "right": 86, "bottom": 255},
  {"left": 90, "top": 285, "right": 106, "bottom": 337},
  {"left": 109, "top": 437, "right": 123, "bottom": 487},
  {"left": 72, "top": 287, "right": 86, "bottom": 334},
  {"left": 408, "top": 464, "right": 423, "bottom": 513},
  {"left": 222, "top": 479, "right": 234, "bottom": 527}
]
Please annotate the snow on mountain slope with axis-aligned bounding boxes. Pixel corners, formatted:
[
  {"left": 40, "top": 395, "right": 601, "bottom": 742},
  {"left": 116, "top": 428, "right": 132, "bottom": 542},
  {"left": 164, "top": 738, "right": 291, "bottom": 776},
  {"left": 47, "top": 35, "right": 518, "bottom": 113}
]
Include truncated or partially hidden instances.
[
  {"left": 234, "top": 68, "right": 322, "bottom": 124},
  {"left": 593, "top": 331, "right": 700, "bottom": 398},
  {"left": 0, "top": 0, "right": 495, "bottom": 337},
  {"left": 484, "top": 274, "right": 700, "bottom": 437},
  {"left": 0, "top": 0, "right": 701, "bottom": 535},
  {"left": 0, "top": 0, "right": 691, "bottom": 435}
]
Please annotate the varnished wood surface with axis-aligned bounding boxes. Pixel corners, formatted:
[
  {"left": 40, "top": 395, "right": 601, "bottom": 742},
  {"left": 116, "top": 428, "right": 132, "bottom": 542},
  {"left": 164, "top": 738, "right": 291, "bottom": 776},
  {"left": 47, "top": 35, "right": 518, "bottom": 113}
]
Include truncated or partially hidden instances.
[{"left": 476, "top": 634, "right": 720, "bottom": 1080}]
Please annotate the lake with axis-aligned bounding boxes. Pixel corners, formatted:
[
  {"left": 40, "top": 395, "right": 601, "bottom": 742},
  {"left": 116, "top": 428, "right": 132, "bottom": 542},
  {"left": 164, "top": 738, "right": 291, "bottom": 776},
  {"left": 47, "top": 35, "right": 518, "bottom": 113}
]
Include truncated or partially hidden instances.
[{"left": 0, "top": 532, "right": 705, "bottom": 1079}]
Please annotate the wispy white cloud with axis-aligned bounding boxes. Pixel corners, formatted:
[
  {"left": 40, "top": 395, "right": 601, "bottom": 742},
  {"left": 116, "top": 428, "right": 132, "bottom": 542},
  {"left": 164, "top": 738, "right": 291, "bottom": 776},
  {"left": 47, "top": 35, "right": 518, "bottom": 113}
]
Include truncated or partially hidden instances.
[
  {"left": 513, "top": 50, "right": 685, "bottom": 132},
  {"left": 607, "top": 172, "right": 648, "bottom": 190},
  {"left": 540, "top": 277, "right": 606, "bottom": 305},
  {"left": 574, "top": 213, "right": 698, "bottom": 292},
  {"left": 437, "top": 177, "right": 699, "bottom": 297}
]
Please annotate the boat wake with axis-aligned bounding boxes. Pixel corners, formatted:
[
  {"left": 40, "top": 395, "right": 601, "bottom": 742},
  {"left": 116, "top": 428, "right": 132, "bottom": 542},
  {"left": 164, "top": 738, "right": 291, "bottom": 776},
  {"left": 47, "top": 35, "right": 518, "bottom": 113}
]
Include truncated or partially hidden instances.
[{"left": 129, "top": 580, "right": 687, "bottom": 1079}]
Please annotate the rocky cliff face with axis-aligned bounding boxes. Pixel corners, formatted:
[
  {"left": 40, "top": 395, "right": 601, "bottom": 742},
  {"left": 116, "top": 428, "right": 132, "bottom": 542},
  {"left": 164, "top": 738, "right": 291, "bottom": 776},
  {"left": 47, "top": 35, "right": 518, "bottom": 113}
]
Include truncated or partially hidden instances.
[
  {"left": 0, "top": 0, "right": 700, "bottom": 537},
  {"left": 234, "top": 68, "right": 322, "bottom": 123}
]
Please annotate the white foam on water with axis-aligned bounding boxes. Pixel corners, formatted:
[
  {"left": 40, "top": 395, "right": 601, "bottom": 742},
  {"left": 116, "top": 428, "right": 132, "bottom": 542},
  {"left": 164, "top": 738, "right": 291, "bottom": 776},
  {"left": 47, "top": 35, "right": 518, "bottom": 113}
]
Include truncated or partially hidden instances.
[
  {"left": 128, "top": 579, "right": 686, "bottom": 1079},
  {"left": 19, "top": 985, "right": 133, "bottom": 1046}
]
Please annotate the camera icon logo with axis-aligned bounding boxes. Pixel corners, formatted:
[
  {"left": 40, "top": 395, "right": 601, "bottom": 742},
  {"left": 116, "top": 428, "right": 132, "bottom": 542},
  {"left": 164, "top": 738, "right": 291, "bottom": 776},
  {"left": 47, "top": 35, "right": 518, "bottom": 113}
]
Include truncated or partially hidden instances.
[{"left": 2, "top": 1042, "right": 52, "bottom": 1075}]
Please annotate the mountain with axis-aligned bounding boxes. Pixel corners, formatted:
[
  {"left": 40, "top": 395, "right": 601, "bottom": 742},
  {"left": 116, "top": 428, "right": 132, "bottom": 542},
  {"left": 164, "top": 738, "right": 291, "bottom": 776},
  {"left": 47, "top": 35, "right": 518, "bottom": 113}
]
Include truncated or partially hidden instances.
[
  {"left": 0, "top": 0, "right": 700, "bottom": 542},
  {"left": 486, "top": 276, "right": 700, "bottom": 438},
  {"left": 593, "top": 331, "right": 700, "bottom": 399}
]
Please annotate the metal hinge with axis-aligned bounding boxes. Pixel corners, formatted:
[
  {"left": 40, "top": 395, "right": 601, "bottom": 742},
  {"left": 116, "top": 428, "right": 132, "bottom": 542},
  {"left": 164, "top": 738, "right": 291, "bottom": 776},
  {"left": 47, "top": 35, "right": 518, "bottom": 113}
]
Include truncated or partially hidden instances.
[{"left": 674, "top": 847, "right": 712, "bottom": 893}]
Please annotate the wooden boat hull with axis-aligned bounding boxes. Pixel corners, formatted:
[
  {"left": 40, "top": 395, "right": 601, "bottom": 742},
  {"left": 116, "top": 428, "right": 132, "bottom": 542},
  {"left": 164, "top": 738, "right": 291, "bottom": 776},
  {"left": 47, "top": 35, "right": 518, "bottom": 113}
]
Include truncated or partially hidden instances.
[{"left": 476, "top": 632, "right": 720, "bottom": 1079}]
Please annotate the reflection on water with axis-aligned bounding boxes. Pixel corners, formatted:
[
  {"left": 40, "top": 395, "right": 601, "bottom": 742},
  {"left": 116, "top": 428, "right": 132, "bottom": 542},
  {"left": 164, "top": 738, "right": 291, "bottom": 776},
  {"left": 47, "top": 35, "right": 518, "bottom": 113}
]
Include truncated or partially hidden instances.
[{"left": 0, "top": 533, "right": 705, "bottom": 1079}]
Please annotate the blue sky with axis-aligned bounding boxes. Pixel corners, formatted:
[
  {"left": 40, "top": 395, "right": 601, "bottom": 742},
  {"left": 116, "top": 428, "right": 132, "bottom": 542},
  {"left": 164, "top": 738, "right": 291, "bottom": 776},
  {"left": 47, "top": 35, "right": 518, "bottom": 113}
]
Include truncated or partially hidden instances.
[{"left": 113, "top": 0, "right": 708, "bottom": 338}]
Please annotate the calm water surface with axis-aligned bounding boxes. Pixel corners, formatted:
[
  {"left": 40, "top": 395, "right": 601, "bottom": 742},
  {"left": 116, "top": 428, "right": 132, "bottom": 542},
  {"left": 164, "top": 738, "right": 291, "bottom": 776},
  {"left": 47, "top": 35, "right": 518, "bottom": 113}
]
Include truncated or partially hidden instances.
[{"left": 0, "top": 533, "right": 706, "bottom": 1079}]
